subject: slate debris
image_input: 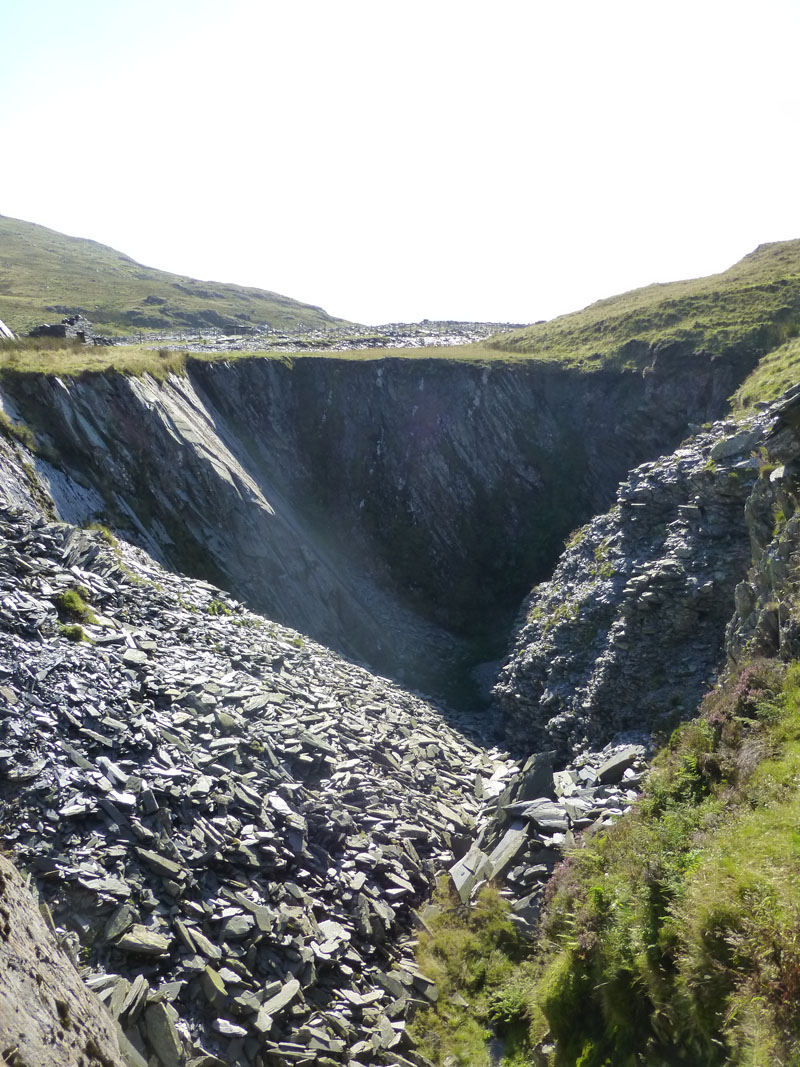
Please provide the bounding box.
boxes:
[448,738,649,917]
[0,499,517,1066]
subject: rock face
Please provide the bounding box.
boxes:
[449,392,800,923]
[494,414,772,758]
[1,345,758,701]
[0,443,519,1066]
[726,385,800,664]
[0,852,129,1067]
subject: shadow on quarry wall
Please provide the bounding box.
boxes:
[1,341,761,711]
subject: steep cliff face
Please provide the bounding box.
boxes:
[0,343,757,702]
[725,385,800,663]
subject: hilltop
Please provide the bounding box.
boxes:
[0,214,349,335]
[485,238,800,371]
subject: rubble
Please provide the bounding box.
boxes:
[0,495,516,1065]
[28,313,114,345]
[447,737,650,919]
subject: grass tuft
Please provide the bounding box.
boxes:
[53,587,97,625]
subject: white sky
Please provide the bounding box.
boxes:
[2,0,800,325]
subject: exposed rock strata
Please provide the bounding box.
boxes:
[494,414,773,758]
[726,385,800,663]
[0,852,130,1067]
[456,394,800,919]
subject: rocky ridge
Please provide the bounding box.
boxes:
[0,464,521,1066]
[442,394,800,930]
[493,410,775,759]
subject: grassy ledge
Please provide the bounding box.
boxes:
[0,338,539,380]
[731,334,800,413]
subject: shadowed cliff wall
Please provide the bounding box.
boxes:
[0,343,758,702]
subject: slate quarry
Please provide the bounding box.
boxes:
[2,356,798,1064]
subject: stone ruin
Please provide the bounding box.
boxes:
[28,313,114,346]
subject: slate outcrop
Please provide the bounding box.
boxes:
[0,344,754,705]
[0,852,130,1067]
[494,412,774,758]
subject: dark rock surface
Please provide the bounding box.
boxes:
[726,385,800,664]
[0,852,130,1067]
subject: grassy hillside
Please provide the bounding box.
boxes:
[411,655,800,1066]
[0,214,348,335]
[486,240,800,370]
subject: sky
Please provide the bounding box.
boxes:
[3,0,800,326]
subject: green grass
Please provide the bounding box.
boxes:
[0,337,189,378]
[53,587,97,625]
[0,213,349,336]
[486,239,800,371]
[731,334,800,412]
[0,407,35,450]
[0,337,531,380]
[409,881,531,1066]
[58,623,86,642]
[411,658,800,1066]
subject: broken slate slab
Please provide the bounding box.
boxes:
[596,746,643,784]
[449,845,490,903]
[486,822,528,880]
